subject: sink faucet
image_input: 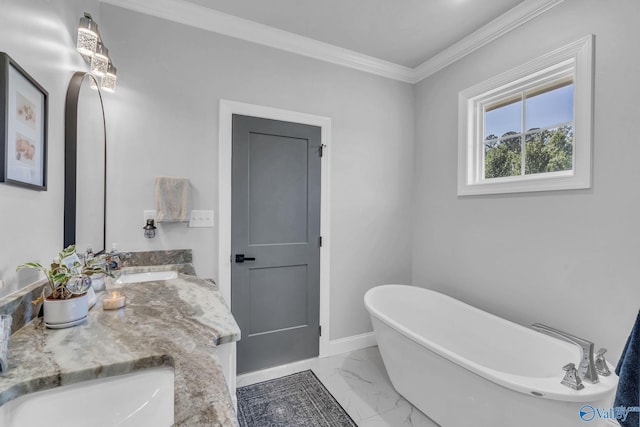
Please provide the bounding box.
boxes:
[531,323,599,384]
[106,251,131,274]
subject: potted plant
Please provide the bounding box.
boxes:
[17,245,108,328]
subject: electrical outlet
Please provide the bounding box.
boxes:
[144,210,157,222]
[189,210,214,228]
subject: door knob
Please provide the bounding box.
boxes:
[235,254,256,263]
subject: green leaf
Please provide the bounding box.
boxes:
[58,245,76,260]
[83,267,105,275]
[16,262,45,271]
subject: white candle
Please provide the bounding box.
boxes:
[103,291,126,310]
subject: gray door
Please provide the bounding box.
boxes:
[231,114,321,374]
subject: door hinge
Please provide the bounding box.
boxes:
[319,144,326,157]
[319,236,323,247]
[319,325,322,336]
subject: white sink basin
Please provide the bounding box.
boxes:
[114,270,178,284]
[0,367,174,427]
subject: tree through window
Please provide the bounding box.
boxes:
[483,80,574,179]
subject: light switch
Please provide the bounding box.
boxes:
[189,210,214,228]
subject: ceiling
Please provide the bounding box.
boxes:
[183,0,526,68]
[101,0,565,82]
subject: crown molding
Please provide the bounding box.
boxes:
[412,0,567,83]
[99,0,415,82]
[100,0,565,84]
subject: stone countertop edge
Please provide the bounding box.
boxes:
[0,273,240,427]
[117,263,197,277]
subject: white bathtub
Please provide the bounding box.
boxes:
[364,285,618,427]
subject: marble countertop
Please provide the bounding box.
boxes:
[0,272,241,426]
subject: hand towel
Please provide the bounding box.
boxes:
[614,310,640,427]
[155,176,191,222]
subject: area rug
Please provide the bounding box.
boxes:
[236,370,357,426]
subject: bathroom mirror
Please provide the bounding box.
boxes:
[64,72,106,254]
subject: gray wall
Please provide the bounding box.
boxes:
[412,0,640,362]
[3,0,636,354]
[0,0,99,298]
[99,5,415,340]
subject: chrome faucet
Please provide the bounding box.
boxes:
[561,363,584,390]
[106,251,132,273]
[594,348,611,376]
[531,323,599,384]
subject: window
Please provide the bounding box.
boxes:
[458,36,594,196]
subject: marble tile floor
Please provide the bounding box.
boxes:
[236,346,440,427]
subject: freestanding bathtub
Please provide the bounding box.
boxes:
[364,285,618,427]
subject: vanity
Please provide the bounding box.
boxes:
[0,251,241,426]
[0,24,246,424]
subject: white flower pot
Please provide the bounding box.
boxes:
[43,293,89,328]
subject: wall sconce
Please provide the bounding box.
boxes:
[76,13,98,56]
[101,62,117,93]
[76,12,117,93]
[143,219,157,239]
[90,42,109,76]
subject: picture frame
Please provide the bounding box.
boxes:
[0,52,48,190]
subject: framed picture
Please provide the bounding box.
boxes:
[0,52,48,190]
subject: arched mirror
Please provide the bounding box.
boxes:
[64,72,106,254]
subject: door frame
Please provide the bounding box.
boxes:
[218,99,332,358]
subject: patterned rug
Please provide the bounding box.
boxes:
[236,370,357,426]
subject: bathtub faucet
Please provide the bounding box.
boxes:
[530,323,599,384]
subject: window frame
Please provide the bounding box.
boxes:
[458,35,594,196]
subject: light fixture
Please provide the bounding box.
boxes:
[76,12,117,93]
[101,62,117,93]
[143,219,157,239]
[90,41,109,77]
[76,13,98,56]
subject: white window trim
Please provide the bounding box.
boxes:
[458,35,594,196]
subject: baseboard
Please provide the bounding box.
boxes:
[324,332,377,357]
[236,332,378,387]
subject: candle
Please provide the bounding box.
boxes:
[103,291,126,310]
